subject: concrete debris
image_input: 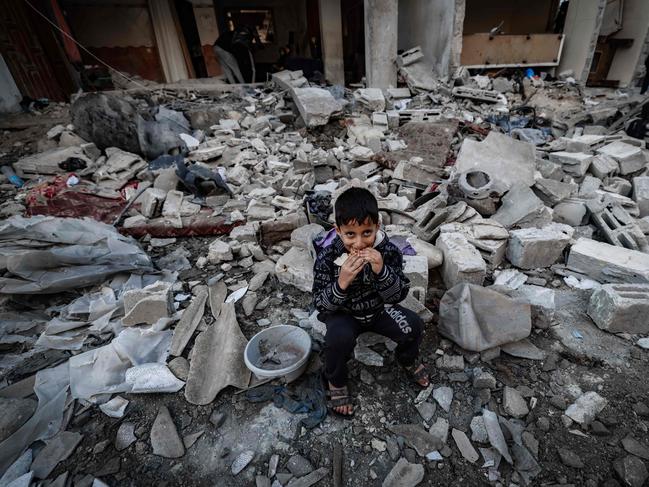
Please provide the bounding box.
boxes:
[506,223,574,269]
[382,458,424,487]
[455,132,536,194]
[150,406,185,458]
[587,284,649,333]
[567,238,649,283]
[3,40,649,487]
[565,392,608,425]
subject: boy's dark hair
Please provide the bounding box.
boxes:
[334,187,379,226]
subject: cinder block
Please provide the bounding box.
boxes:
[587,284,649,333]
[548,151,593,177]
[436,232,486,288]
[506,223,573,269]
[139,188,167,218]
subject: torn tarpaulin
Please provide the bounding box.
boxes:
[0,216,153,294]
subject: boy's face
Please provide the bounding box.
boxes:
[335,218,379,253]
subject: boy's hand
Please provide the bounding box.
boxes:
[338,254,366,290]
[358,248,383,275]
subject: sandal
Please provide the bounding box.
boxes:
[404,363,430,388]
[322,375,354,418]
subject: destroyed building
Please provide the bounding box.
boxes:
[0,1,649,486]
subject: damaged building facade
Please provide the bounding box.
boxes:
[1,0,649,487]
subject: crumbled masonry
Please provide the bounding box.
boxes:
[0,59,648,487]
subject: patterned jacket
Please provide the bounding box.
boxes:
[312,232,410,324]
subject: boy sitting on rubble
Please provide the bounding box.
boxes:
[313,187,429,417]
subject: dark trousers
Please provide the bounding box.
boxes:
[322,305,424,387]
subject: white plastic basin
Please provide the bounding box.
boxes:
[244,325,312,383]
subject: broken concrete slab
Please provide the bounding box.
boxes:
[354,88,385,112]
[455,132,536,194]
[587,200,648,252]
[567,238,649,284]
[286,467,328,487]
[589,154,619,179]
[587,284,649,334]
[275,247,314,293]
[502,386,529,418]
[185,299,250,405]
[440,219,509,267]
[31,431,83,479]
[493,185,553,230]
[451,429,479,463]
[13,146,92,177]
[115,422,137,451]
[565,391,607,425]
[436,232,486,288]
[381,458,424,487]
[548,151,593,177]
[433,386,453,413]
[150,406,185,458]
[482,409,512,464]
[613,455,648,487]
[501,339,546,360]
[597,141,647,175]
[506,223,573,269]
[291,88,342,127]
[632,177,649,217]
[0,398,37,443]
[170,286,208,356]
[387,424,444,456]
[122,281,173,326]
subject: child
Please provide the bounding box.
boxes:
[313,187,428,416]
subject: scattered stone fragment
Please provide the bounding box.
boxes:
[502,386,529,418]
[613,455,648,487]
[565,391,608,425]
[231,450,254,475]
[558,448,584,468]
[168,357,190,381]
[433,387,453,413]
[286,467,328,487]
[470,416,488,443]
[31,431,83,479]
[473,369,496,389]
[428,418,449,446]
[268,454,280,478]
[209,411,227,428]
[415,402,436,422]
[256,476,271,487]
[388,424,444,456]
[587,284,649,334]
[436,354,464,371]
[381,458,424,487]
[150,406,185,458]
[354,345,384,367]
[182,430,204,449]
[287,455,314,477]
[115,422,137,451]
[621,436,649,460]
[451,429,479,463]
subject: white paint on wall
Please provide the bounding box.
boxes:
[0,54,21,113]
[607,0,649,86]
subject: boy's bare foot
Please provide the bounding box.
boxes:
[408,364,430,388]
[326,382,354,416]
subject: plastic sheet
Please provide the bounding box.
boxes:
[0,216,153,294]
[69,328,172,400]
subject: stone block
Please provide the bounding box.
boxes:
[161,190,184,218]
[507,285,556,328]
[207,240,233,264]
[587,284,649,334]
[493,184,553,230]
[436,232,486,288]
[275,247,314,292]
[597,141,647,175]
[349,161,380,180]
[589,154,619,179]
[290,223,324,258]
[291,87,342,127]
[632,177,649,217]
[407,237,443,268]
[139,188,167,218]
[503,386,529,418]
[506,223,573,269]
[403,255,429,292]
[354,88,385,112]
[440,219,508,268]
[566,134,606,152]
[122,281,173,326]
[548,151,593,177]
[231,224,257,242]
[533,178,575,206]
[567,238,649,284]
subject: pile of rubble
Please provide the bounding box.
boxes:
[0,48,648,487]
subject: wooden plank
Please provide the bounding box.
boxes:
[461,33,564,68]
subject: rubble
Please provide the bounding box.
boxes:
[1,43,648,487]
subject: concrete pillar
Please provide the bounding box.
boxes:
[319,0,345,85]
[557,0,606,84]
[364,0,398,87]
[606,0,649,87]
